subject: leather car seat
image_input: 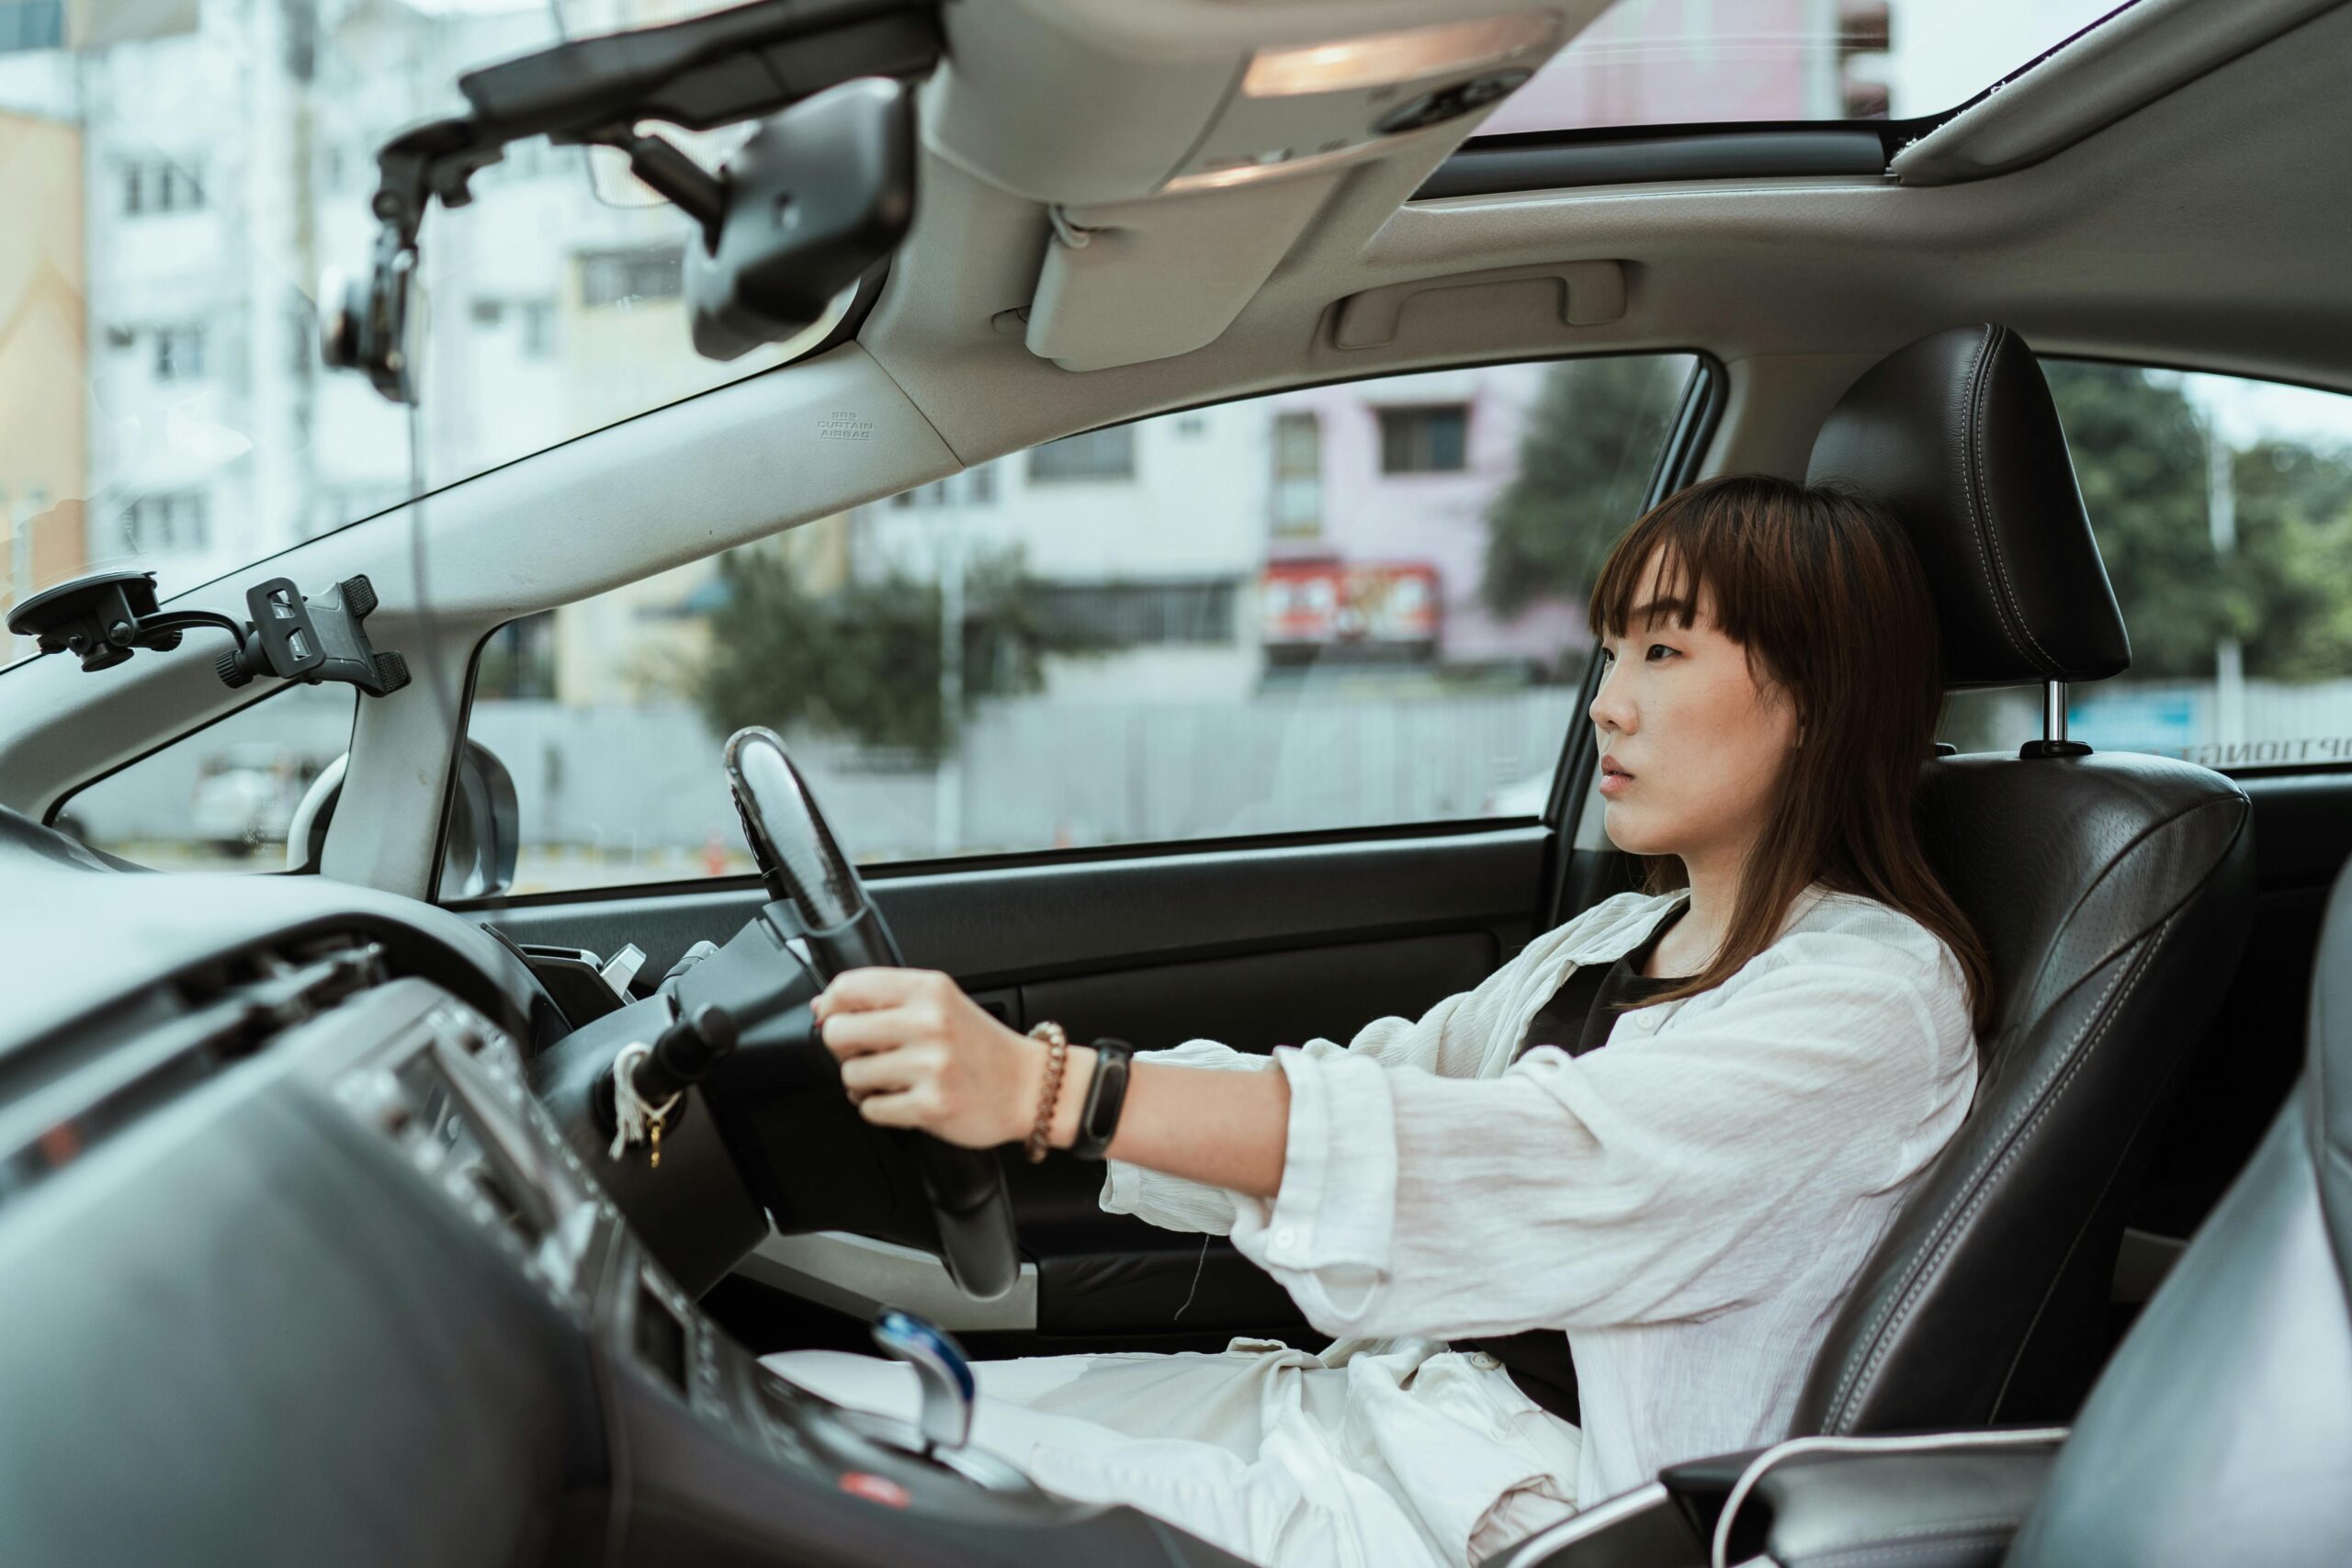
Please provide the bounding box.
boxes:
[2001,852,2352,1568]
[1794,323,2256,1433]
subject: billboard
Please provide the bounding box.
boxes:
[1261,561,1439,655]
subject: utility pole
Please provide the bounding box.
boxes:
[2207,414,2244,747]
[934,513,964,855]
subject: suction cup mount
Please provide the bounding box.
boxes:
[6,570,411,698]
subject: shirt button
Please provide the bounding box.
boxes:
[1273,1226,1297,1249]
[1470,1351,1501,1371]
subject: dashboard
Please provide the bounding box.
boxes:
[0,807,1248,1567]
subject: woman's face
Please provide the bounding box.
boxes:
[1589,550,1801,867]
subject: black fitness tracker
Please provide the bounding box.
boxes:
[1070,1038,1136,1161]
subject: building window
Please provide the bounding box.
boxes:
[123,159,204,216]
[1271,411,1322,539]
[469,298,505,327]
[1029,581,1236,647]
[1176,415,1207,437]
[891,480,951,509]
[580,246,684,308]
[890,467,997,509]
[123,491,211,554]
[519,299,558,358]
[1378,404,1469,474]
[153,324,207,381]
[1028,426,1136,483]
[0,0,63,52]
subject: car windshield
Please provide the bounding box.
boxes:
[0,0,838,668]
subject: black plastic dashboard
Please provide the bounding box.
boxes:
[0,807,1250,1568]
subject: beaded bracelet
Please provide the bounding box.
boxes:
[1024,1021,1069,1163]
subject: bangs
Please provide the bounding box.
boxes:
[1587,482,1758,646]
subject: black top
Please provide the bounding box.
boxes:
[1456,896,1691,1425]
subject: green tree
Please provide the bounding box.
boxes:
[1479,355,1695,626]
[2045,362,2352,682]
[692,543,1102,761]
[2043,363,2233,680]
[2230,437,2352,680]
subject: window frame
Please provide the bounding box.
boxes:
[435,348,1725,909]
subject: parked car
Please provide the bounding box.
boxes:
[188,742,320,856]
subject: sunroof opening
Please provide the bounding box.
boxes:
[1480,0,2135,139]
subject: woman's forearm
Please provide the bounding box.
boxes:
[1044,1046,1291,1198]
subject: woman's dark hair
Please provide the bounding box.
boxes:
[1587,473,1996,1034]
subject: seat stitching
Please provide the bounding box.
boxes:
[1951,324,2039,675]
[1969,323,2064,674]
[2007,788,2240,1026]
[1832,931,2166,1427]
[1966,324,2060,677]
[1822,919,2161,1426]
[1814,824,2206,1424]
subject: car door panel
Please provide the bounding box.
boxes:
[2133,772,2352,1242]
[475,826,1542,994]
[464,825,1554,1344]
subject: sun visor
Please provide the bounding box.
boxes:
[924,0,1603,370]
[1022,174,1344,372]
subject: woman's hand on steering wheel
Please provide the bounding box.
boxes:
[812,968,1066,1151]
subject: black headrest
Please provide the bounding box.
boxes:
[1806,323,2131,690]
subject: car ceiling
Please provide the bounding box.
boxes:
[862,0,2352,476]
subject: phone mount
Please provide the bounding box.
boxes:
[6,570,411,698]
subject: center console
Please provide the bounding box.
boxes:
[321,978,1253,1567]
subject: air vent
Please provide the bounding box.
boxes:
[0,936,388,1208]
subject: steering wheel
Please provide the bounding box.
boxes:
[720,727,1021,1302]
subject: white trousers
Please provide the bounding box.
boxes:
[763,1336,1585,1568]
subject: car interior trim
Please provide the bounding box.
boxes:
[1892,0,2350,186]
[739,1228,1042,1334]
[1416,127,1892,201]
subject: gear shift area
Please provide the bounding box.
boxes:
[872,1307,977,1455]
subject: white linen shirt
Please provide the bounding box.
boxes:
[1102,883,1979,1507]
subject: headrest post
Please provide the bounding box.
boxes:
[2021,678,2093,761]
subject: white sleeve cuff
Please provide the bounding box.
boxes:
[1228,1045,1397,1327]
[1100,1156,1141,1214]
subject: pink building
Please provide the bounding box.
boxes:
[1487,0,1891,135]
[1259,367,1588,678]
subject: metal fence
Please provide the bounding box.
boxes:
[64,677,2352,887]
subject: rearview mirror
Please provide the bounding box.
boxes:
[685,76,914,362]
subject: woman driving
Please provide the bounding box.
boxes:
[764,474,1993,1568]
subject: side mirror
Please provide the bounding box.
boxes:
[685,76,914,362]
[285,752,349,872]
[282,740,517,898]
[441,739,520,900]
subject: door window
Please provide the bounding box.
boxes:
[457,355,1704,896]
